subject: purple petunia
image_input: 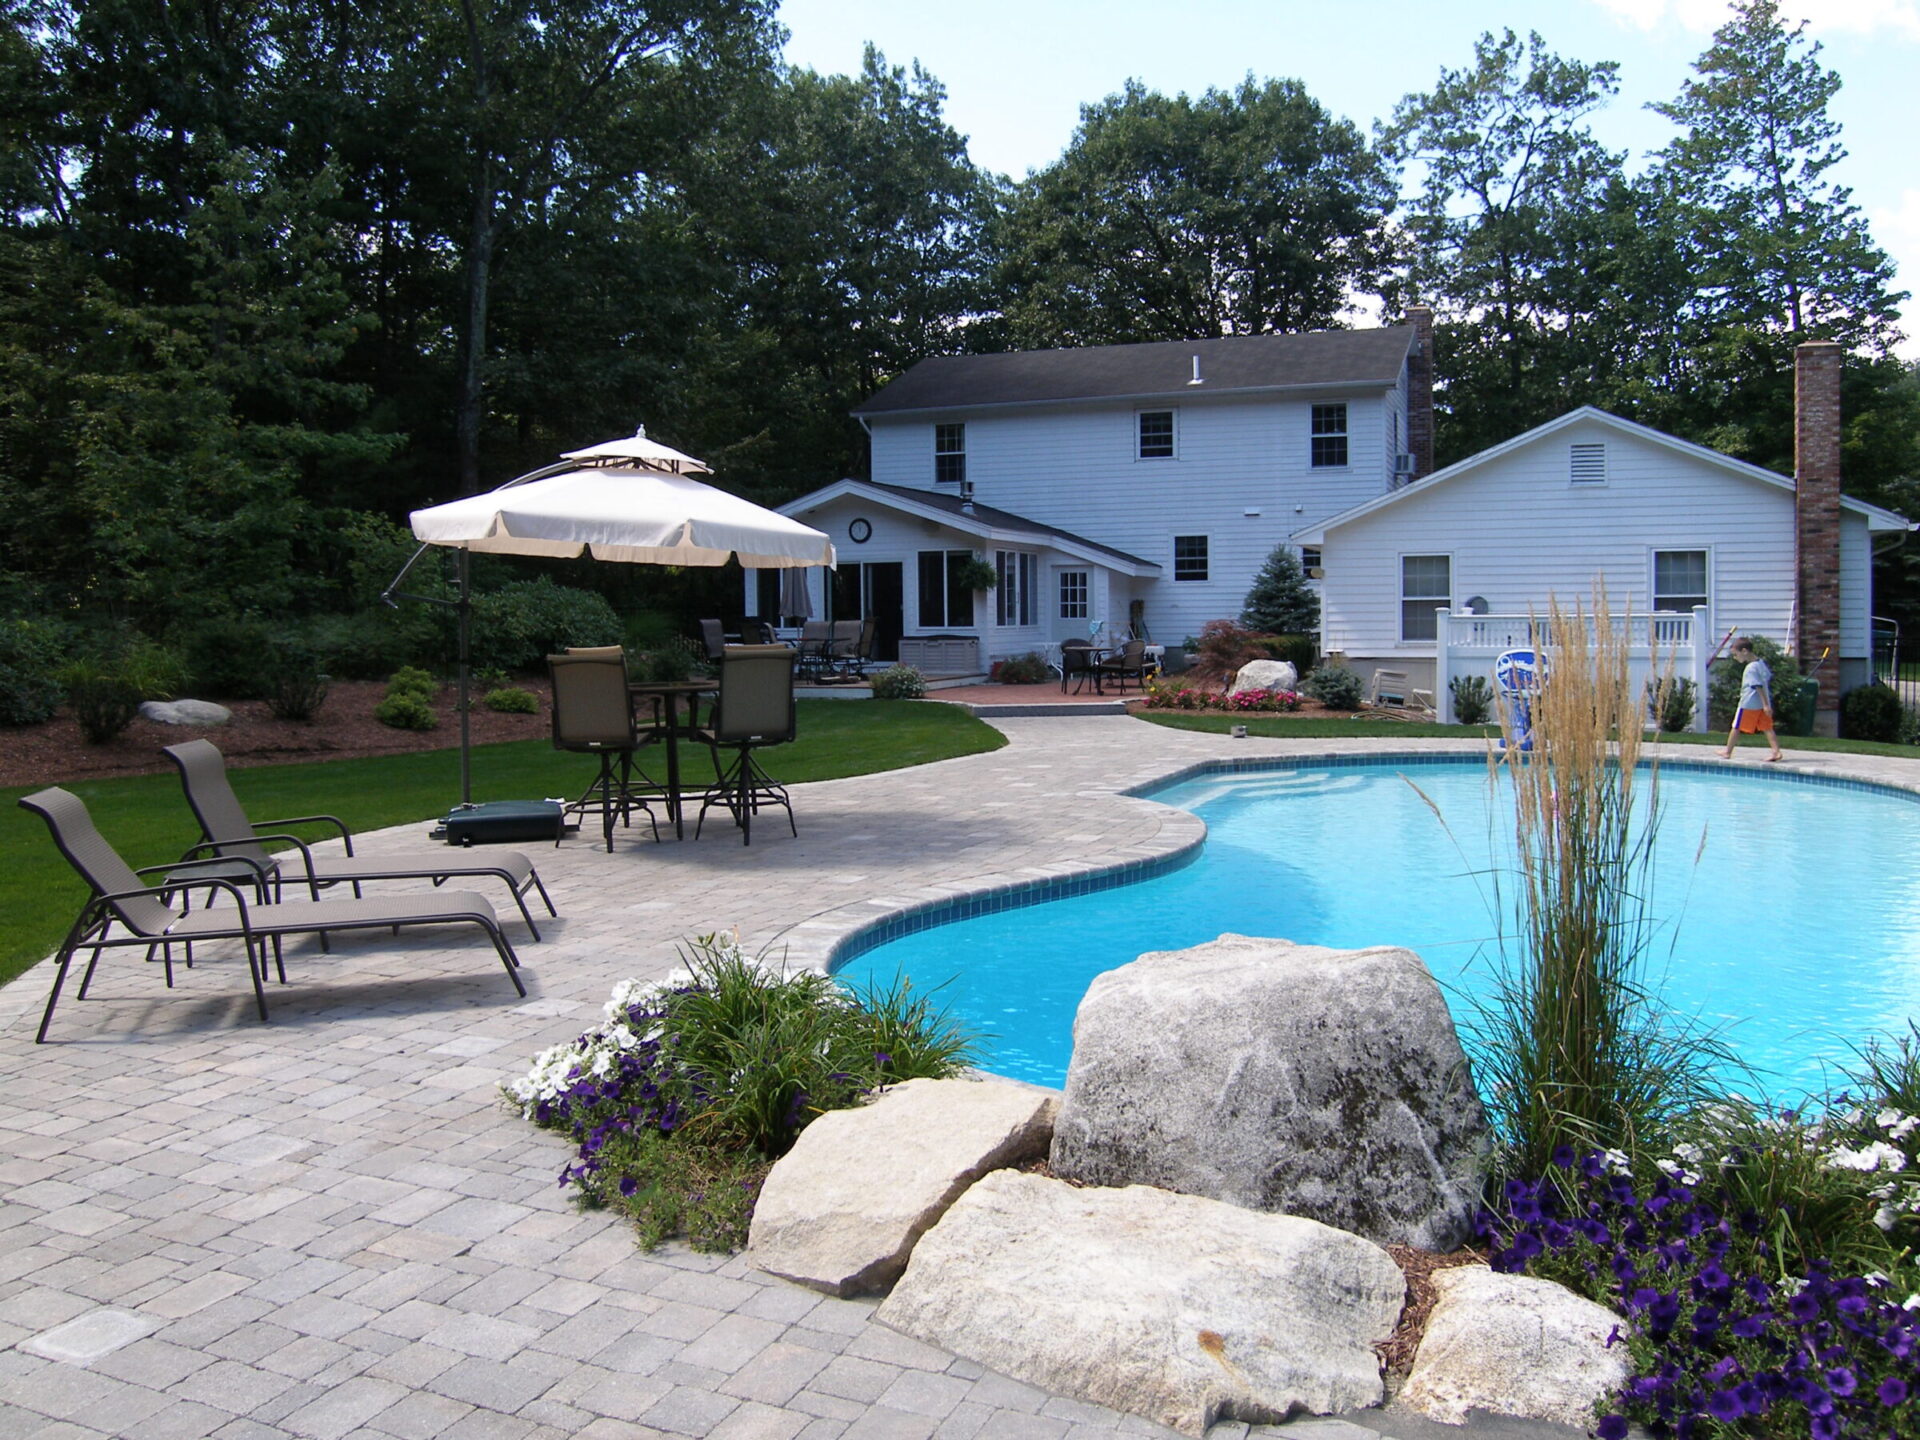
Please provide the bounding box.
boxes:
[1879,1376,1909,1407]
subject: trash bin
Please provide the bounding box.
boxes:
[1777,677,1820,737]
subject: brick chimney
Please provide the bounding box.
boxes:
[1404,306,1435,480]
[1795,340,1843,732]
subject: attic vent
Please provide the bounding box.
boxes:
[1570,442,1608,485]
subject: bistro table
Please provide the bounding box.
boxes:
[629,678,718,840]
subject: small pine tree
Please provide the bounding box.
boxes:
[1240,545,1320,635]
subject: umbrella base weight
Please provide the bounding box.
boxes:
[431,801,570,846]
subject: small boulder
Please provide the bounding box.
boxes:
[877,1169,1405,1438]
[1230,660,1298,696]
[1399,1266,1629,1428]
[1049,935,1489,1250]
[747,1076,1056,1296]
[138,699,233,727]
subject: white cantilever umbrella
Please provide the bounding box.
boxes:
[388,429,834,803]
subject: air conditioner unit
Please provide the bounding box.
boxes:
[1392,453,1417,477]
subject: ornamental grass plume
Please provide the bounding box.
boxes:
[1471,588,1728,1184]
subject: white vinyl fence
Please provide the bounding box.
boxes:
[1434,605,1711,731]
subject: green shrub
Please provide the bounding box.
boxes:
[622,611,679,652]
[633,636,700,683]
[1257,632,1318,675]
[989,651,1050,685]
[1707,634,1801,730]
[0,618,70,726]
[1184,619,1266,690]
[1652,675,1698,733]
[373,691,437,730]
[1449,673,1493,725]
[470,576,621,671]
[483,686,539,714]
[60,637,189,744]
[1302,663,1365,710]
[176,615,277,699]
[870,663,925,700]
[263,639,330,722]
[308,608,443,680]
[506,937,977,1249]
[387,665,439,698]
[1840,682,1904,742]
[1239,544,1319,635]
[1902,704,1920,747]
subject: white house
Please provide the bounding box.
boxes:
[1292,397,1909,724]
[765,320,1435,670]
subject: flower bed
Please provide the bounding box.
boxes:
[1142,681,1303,712]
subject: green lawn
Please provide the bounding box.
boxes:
[0,700,1003,990]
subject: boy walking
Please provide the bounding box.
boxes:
[1720,638,1784,761]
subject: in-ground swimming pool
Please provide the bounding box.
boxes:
[833,759,1920,1098]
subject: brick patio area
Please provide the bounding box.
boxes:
[4,715,1915,1440]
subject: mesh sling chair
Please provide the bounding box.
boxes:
[18,787,525,1042]
[1094,638,1151,693]
[694,645,798,846]
[548,650,661,851]
[162,739,557,940]
[1060,639,1100,694]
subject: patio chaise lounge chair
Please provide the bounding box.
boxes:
[18,786,526,1042]
[163,739,558,938]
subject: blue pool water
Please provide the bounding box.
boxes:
[834,761,1920,1098]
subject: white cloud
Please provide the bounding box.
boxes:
[1589,0,1920,37]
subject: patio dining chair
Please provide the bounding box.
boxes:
[162,739,558,940]
[693,645,798,846]
[794,620,832,682]
[18,787,525,1043]
[549,650,663,851]
[1060,639,1100,694]
[1094,638,1150,693]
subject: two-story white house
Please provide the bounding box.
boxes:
[765,321,1432,669]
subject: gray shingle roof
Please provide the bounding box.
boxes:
[852,327,1414,416]
[860,482,1159,570]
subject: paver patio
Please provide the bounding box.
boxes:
[5,714,1917,1440]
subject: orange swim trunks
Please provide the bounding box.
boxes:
[1736,708,1775,733]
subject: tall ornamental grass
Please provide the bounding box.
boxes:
[1471,590,1727,1182]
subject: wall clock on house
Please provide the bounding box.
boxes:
[848,518,872,543]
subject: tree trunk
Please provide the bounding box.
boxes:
[456,176,495,495]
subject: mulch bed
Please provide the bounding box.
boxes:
[0,679,556,790]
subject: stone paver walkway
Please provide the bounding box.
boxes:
[5,716,1917,1440]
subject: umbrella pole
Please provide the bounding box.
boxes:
[458,549,472,806]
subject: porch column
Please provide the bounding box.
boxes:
[1435,607,1453,725]
[1691,605,1711,733]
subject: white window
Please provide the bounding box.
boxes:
[1311,404,1348,468]
[1137,409,1175,460]
[1300,546,1322,574]
[1652,550,1709,613]
[1570,443,1607,485]
[1059,570,1088,619]
[995,551,1036,626]
[934,423,965,485]
[1401,554,1450,641]
[1173,535,1208,582]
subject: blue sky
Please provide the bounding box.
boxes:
[778,0,1920,358]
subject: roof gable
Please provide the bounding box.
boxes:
[853,327,1414,417]
[1293,406,1911,541]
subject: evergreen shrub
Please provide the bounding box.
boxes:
[470,577,621,671]
[1839,682,1904,742]
[0,618,70,726]
[483,686,539,714]
[1302,663,1365,710]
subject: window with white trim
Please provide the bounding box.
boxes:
[934,423,965,485]
[995,551,1036,626]
[1300,546,1322,574]
[1311,403,1348,468]
[1570,443,1608,485]
[1059,570,1088,619]
[1173,535,1209,582]
[918,550,975,627]
[1652,550,1708,613]
[1137,409,1175,459]
[1401,554,1450,641]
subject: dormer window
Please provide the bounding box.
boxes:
[1570,442,1607,485]
[935,423,965,485]
[1137,410,1175,459]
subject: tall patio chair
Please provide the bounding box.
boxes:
[698,619,728,664]
[18,787,525,1042]
[162,739,558,940]
[548,650,661,851]
[693,645,798,846]
[794,620,832,682]
[825,619,863,681]
[1060,639,1100,694]
[1094,638,1150,693]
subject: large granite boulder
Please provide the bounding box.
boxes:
[139,699,232,727]
[878,1170,1403,1437]
[747,1077,1056,1296]
[1400,1266,1629,1428]
[1230,660,1299,696]
[1049,935,1489,1249]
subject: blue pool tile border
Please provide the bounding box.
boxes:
[825,748,1920,976]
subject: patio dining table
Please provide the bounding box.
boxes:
[629,678,718,840]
